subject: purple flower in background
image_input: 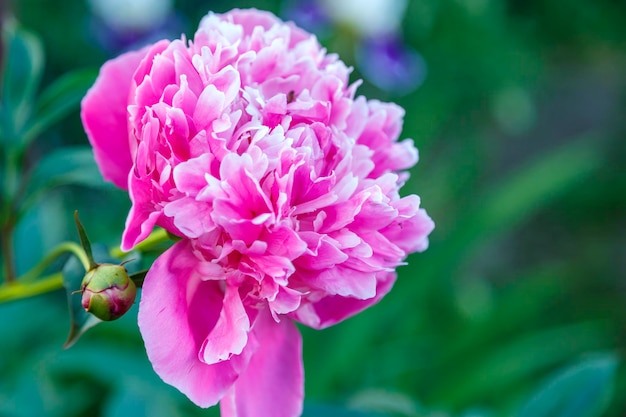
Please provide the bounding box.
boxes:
[282,0,331,36]
[356,35,427,95]
[87,0,184,53]
[302,0,426,94]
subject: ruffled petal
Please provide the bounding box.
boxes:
[292,271,396,329]
[83,10,435,415]
[121,173,161,251]
[220,311,304,417]
[138,241,238,407]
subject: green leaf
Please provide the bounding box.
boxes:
[12,190,68,276]
[347,389,421,416]
[73,210,97,270]
[20,146,112,212]
[0,362,94,417]
[478,138,602,233]
[104,383,180,417]
[516,354,618,417]
[62,252,100,349]
[445,136,604,264]
[1,20,44,144]
[22,68,97,144]
[431,322,613,407]
[128,270,148,288]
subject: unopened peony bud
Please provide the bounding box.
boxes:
[80,264,136,321]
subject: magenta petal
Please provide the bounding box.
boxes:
[299,266,377,299]
[293,271,397,329]
[221,8,281,36]
[138,241,238,407]
[200,284,250,365]
[220,311,304,417]
[121,173,161,250]
[81,47,149,189]
[386,207,435,253]
[81,11,436,413]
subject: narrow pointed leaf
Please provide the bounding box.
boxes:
[1,20,44,144]
[22,68,98,144]
[62,253,100,349]
[73,211,97,271]
[21,147,112,212]
[128,270,148,288]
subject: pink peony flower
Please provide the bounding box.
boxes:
[81,8,433,417]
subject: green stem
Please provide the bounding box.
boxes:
[0,272,64,303]
[19,241,90,283]
[1,222,17,282]
[0,228,172,304]
[0,241,89,304]
[109,227,170,259]
[1,148,24,283]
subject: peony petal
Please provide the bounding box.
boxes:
[261,226,308,259]
[269,286,302,316]
[172,154,214,195]
[293,270,396,329]
[382,203,435,254]
[200,284,251,365]
[121,174,161,251]
[82,11,436,415]
[297,265,377,299]
[138,241,239,407]
[194,84,226,129]
[81,47,149,189]
[164,197,216,238]
[295,233,349,270]
[220,311,304,417]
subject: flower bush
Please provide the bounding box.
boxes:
[81,8,433,417]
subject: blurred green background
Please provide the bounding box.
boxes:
[1,0,625,416]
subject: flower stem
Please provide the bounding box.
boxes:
[1,148,21,283]
[109,227,170,259]
[0,272,64,303]
[1,222,17,283]
[19,242,90,283]
[0,228,171,304]
[0,242,88,304]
